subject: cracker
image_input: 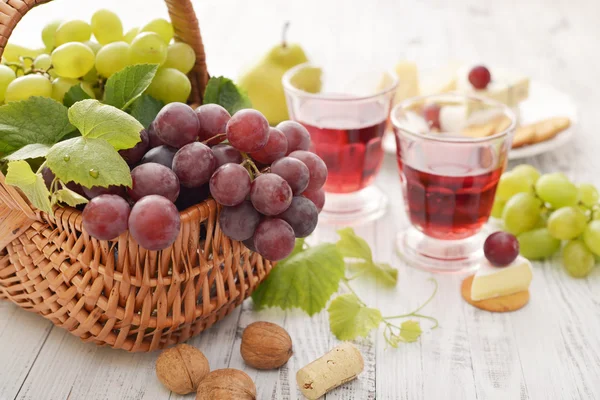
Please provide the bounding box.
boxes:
[532,117,571,143]
[461,275,530,312]
[494,116,513,134]
[462,120,497,138]
[512,125,536,148]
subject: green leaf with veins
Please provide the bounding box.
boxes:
[46,137,132,188]
[0,97,75,155]
[203,76,252,114]
[128,94,164,129]
[53,187,88,207]
[5,160,53,215]
[68,99,143,150]
[63,84,92,107]
[385,320,422,347]
[328,293,382,340]
[3,144,51,161]
[251,242,345,315]
[337,227,398,285]
[104,64,159,110]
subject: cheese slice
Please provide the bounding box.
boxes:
[471,256,533,301]
[393,61,420,104]
[457,65,530,107]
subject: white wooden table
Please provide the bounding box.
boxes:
[2,0,600,399]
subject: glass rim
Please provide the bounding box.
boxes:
[281,61,399,102]
[391,93,517,143]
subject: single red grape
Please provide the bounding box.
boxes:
[119,129,150,166]
[154,102,199,148]
[226,109,270,153]
[147,121,165,149]
[219,200,261,241]
[302,188,325,212]
[468,65,492,89]
[484,231,519,267]
[289,150,327,191]
[277,121,311,155]
[254,218,296,261]
[172,142,217,188]
[82,194,130,240]
[209,163,251,206]
[128,195,181,251]
[250,173,293,216]
[423,104,441,130]
[140,145,177,169]
[212,144,243,167]
[175,185,210,211]
[195,103,230,145]
[249,127,288,164]
[129,162,180,203]
[278,196,318,238]
[271,157,310,195]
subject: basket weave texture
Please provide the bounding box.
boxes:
[0,0,273,352]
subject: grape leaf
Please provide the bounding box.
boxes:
[104,64,159,110]
[46,137,132,189]
[3,144,51,161]
[328,293,382,340]
[203,76,252,114]
[63,84,92,107]
[251,243,345,315]
[129,94,164,128]
[4,160,53,215]
[0,97,75,155]
[386,320,422,347]
[53,187,88,207]
[337,227,398,285]
[68,100,143,151]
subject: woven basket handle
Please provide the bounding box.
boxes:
[0,0,209,219]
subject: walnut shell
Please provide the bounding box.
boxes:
[196,368,256,400]
[240,321,293,370]
[156,343,210,394]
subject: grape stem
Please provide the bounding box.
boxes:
[202,133,226,145]
[241,155,262,177]
[281,21,290,48]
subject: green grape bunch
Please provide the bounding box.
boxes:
[0,9,197,106]
[493,164,599,278]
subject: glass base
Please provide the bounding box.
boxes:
[396,226,486,274]
[319,186,388,226]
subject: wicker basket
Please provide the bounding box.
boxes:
[0,0,273,352]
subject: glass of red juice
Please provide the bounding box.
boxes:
[391,94,516,273]
[282,62,398,225]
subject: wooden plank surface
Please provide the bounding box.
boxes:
[1,0,600,399]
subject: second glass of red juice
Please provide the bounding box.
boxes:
[282,62,398,225]
[392,94,516,273]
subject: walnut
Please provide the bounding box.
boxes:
[196,368,256,400]
[240,321,293,369]
[156,343,210,394]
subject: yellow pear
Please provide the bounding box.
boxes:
[238,24,312,125]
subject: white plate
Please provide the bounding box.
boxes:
[383,80,579,160]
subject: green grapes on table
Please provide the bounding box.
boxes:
[494,163,599,278]
[129,32,168,65]
[33,54,52,71]
[51,42,95,78]
[164,42,196,74]
[140,18,174,44]
[0,65,16,103]
[54,20,92,47]
[95,41,130,78]
[5,74,52,102]
[146,67,192,104]
[91,9,124,45]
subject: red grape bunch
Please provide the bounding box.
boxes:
[70,102,326,260]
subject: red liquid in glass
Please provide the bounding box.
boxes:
[399,162,502,240]
[303,119,386,193]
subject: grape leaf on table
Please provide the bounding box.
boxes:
[204,76,252,114]
[103,64,159,110]
[63,84,92,107]
[328,293,382,340]
[337,227,398,285]
[3,144,51,161]
[68,100,143,151]
[385,320,422,347]
[0,97,75,156]
[251,241,345,315]
[46,137,132,189]
[4,160,53,215]
[129,94,164,128]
